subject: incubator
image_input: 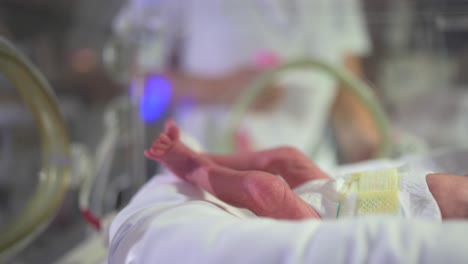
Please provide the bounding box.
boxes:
[1,34,466,262]
[0,1,468,262]
[0,34,396,262]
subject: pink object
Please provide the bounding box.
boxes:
[234,129,253,152]
[254,51,282,69]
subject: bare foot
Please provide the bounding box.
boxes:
[145,120,180,159]
[145,120,213,180]
[145,121,320,220]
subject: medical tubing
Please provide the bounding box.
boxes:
[225,59,392,158]
[78,102,123,231]
[0,37,71,259]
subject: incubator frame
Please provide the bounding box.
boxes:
[0,38,71,260]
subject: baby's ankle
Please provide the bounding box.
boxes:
[185,165,208,181]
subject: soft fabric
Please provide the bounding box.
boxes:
[108,172,468,264]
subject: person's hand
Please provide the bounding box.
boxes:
[250,84,285,112]
[335,122,380,163]
[222,66,261,99]
[332,86,380,162]
[249,51,285,112]
[223,67,285,112]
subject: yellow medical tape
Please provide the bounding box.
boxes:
[336,169,401,218]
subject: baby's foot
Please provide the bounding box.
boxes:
[145,120,180,160]
[145,120,213,180]
[163,119,179,142]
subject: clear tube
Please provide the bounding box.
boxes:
[0,37,71,260]
[224,59,393,158]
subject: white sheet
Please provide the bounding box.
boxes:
[109,172,468,264]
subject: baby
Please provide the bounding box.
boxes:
[145,120,468,220]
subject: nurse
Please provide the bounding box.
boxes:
[113,0,378,169]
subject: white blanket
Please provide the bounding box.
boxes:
[109,172,468,264]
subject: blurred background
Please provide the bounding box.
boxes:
[1,0,468,263]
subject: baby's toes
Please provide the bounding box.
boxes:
[150,148,165,157]
[144,150,158,160]
[148,145,166,157]
[164,119,176,133]
[167,125,180,141]
[158,134,172,145]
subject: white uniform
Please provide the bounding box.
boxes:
[113,0,371,170]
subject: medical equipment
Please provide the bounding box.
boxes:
[338,168,401,217]
[0,38,71,261]
[0,37,151,261]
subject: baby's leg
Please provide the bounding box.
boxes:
[426,173,468,219]
[194,167,320,220]
[146,123,319,220]
[207,146,330,189]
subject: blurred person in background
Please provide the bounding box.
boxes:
[113,0,380,170]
